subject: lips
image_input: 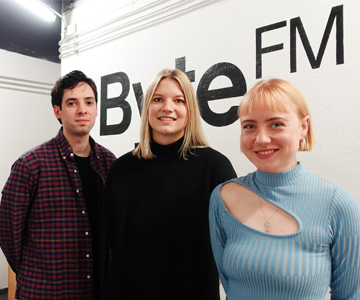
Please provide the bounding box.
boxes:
[256,149,275,155]
[158,117,176,121]
[255,149,279,158]
[75,118,90,123]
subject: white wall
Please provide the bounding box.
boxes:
[58,1,359,298]
[60,0,360,200]
[0,49,60,288]
[2,0,358,296]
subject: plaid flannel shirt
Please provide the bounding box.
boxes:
[0,128,116,299]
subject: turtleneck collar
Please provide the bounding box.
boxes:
[254,162,307,187]
[150,136,185,160]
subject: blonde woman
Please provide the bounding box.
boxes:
[102,69,236,300]
[209,78,360,299]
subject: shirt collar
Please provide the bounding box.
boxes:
[254,162,307,187]
[150,136,184,159]
[55,127,97,161]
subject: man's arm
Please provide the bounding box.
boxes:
[0,158,35,274]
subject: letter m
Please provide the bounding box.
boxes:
[290,5,344,72]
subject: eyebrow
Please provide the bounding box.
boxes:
[65,96,95,102]
[152,93,185,98]
[241,116,288,125]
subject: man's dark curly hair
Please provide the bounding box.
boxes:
[51,70,98,109]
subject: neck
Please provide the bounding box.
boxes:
[63,130,91,157]
[152,132,185,146]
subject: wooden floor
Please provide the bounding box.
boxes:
[7,266,15,300]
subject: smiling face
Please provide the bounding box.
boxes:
[148,77,188,145]
[240,105,309,173]
[54,82,98,139]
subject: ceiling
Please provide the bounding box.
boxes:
[0,0,76,63]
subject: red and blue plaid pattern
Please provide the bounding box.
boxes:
[0,128,115,299]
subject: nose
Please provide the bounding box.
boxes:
[255,129,271,145]
[77,102,87,115]
[161,99,174,112]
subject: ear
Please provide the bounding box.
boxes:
[300,115,310,137]
[54,105,61,120]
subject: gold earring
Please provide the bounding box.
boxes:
[302,137,307,150]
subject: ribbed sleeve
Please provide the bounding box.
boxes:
[329,187,360,299]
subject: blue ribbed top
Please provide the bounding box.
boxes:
[209,163,360,299]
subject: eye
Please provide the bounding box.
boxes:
[87,100,95,105]
[174,98,185,104]
[67,101,75,106]
[152,97,162,102]
[271,122,284,128]
[242,124,255,130]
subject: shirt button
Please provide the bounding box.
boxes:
[70,153,74,157]
[85,232,89,235]
[86,254,90,258]
[74,169,77,173]
[76,189,80,193]
[87,275,91,279]
[82,211,86,214]
[62,156,66,160]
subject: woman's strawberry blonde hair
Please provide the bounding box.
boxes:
[238,78,315,151]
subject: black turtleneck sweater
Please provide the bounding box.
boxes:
[102,138,236,300]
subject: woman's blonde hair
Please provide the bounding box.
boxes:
[238,78,315,151]
[133,69,209,159]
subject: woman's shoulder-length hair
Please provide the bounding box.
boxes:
[133,69,209,159]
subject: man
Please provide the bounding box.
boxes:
[0,70,116,300]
